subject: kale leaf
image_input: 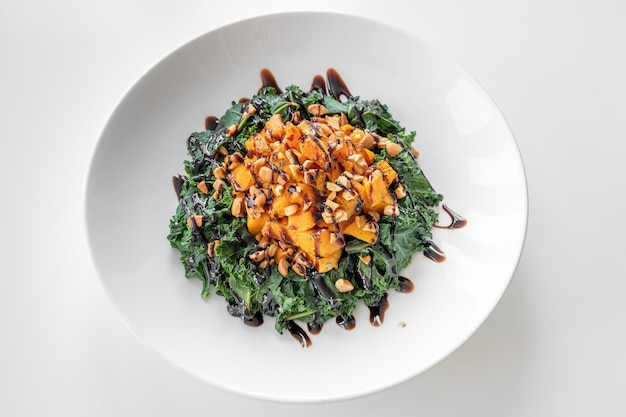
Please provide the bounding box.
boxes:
[167,81,444,341]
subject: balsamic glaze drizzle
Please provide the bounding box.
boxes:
[286,320,312,348]
[435,204,468,229]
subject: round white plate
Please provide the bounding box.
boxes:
[86,11,527,403]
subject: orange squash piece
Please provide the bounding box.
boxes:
[229,165,254,192]
[247,212,269,235]
[300,138,330,168]
[264,114,285,141]
[315,249,342,273]
[341,216,378,244]
[362,170,395,212]
[375,160,398,186]
[287,208,320,231]
[284,123,301,149]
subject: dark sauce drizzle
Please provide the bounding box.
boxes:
[205,116,219,131]
[336,315,356,330]
[310,75,327,94]
[259,68,282,94]
[435,204,468,229]
[286,320,312,348]
[326,68,352,101]
[424,240,446,263]
[177,68,468,347]
[368,293,389,326]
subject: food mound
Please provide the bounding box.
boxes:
[168,69,443,347]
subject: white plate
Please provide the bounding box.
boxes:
[86,12,527,403]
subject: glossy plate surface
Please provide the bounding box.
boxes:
[86,12,527,403]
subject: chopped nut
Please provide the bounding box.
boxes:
[294,251,309,266]
[284,204,299,216]
[355,215,366,229]
[212,179,225,191]
[339,113,349,126]
[325,200,340,212]
[334,209,348,223]
[267,243,278,257]
[258,166,273,183]
[254,191,267,208]
[258,235,270,248]
[307,103,329,116]
[334,278,354,293]
[326,115,340,130]
[383,205,396,216]
[357,133,375,149]
[245,103,256,116]
[326,191,337,201]
[292,111,301,124]
[197,181,209,194]
[329,232,338,244]
[395,183,406,199]
[187,215,204,228]
[367,210,381,222]
[410,146,420,159]
[337,175,350,188]
[278,258,290,277]
[213,166,227,180]
[362,221,378,233]
[207,240,220,257]
[342,190,355,201]
[385,142,403,157]
[326,181,343,192]
[274,183,284,196]
[318,124,333,137]
[225,124,238,137]
[231,197,244,217]
[292,263,306,276]
[348,153,368,174]
[252,157,267,173]
[249,250,266,263]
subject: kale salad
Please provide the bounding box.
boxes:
[167,69,445,347]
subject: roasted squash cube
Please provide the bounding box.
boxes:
[375,160,398,186]
[362,170,395,212]
[300,138,329,168]
[287,207,320,231]
[315,249,342,273]
[229,165,255,192]
[247,212,269,235]
[284,123,301,149]
[264,113,285,141]
[341,216,378,244]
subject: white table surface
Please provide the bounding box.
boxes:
[2,1,625,415]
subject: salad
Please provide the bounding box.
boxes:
[167,69,444,347]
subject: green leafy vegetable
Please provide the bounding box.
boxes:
[167,79,443,344]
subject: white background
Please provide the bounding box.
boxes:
[1,1,625,416]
